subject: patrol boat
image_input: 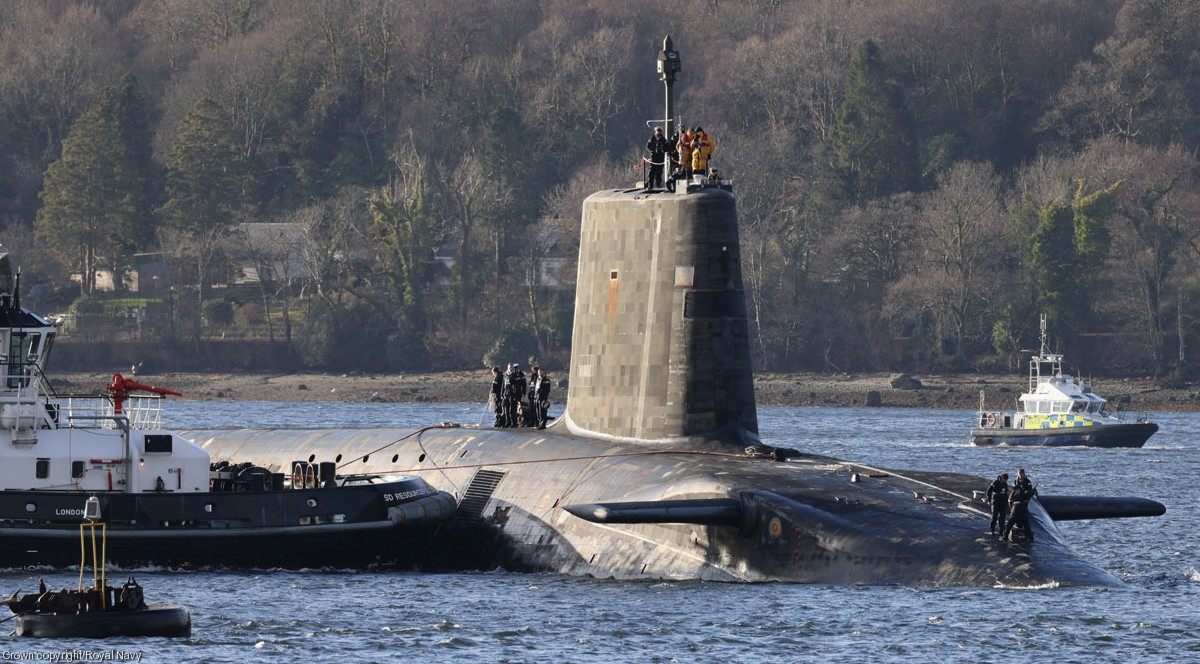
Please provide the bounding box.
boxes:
[972,315,1158,447]
[0,249,456,568]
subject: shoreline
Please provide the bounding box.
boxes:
[47,370,1200,413]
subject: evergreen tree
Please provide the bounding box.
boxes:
[158,98,253,337]
[100,73,159,284]
[36,73,155,294]
[1072,179,1120,274]
[1028,182,1120,336]
[828,40,919,204]
[1029,201,1083,330]
[159,98,252,237]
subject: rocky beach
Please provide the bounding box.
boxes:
[48,369,1200,413]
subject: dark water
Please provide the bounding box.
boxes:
[2,403,1196,663]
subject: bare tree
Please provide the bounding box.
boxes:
[1077,138,1200,374]
[1045,0,1199,149]
[0,2,121,205]
[437,150,513,326]
[523,21,635,147]
[714,3,855,142]
[297,186,372,304]
[887,161,1005,364]
[231,220,311,343]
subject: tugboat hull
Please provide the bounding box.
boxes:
[971,421,1159,448]
[0,479,457,568]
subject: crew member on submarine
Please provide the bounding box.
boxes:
[1005,468,1038,542]
[489,366,504,427]
[646,126,670,189]
[987,472,1009,536]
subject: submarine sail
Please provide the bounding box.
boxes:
[565,187,756,443]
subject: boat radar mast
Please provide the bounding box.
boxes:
[1031,313,1063,392]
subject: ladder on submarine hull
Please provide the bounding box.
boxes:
[453,469,506,524]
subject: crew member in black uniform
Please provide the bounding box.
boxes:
[986,473,1009,535]
[490,366,504,427]
[534,367,552,429]
[646,127,670,189]
[503,363,527,428]
[524,365,542,428]
[1004,468,1037,542]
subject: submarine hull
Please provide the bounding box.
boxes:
[190,425,1125,587]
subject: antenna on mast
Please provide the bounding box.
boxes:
[1039,313,1048,357]
[657,35,681,139]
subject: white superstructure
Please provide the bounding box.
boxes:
[0,249,208,495]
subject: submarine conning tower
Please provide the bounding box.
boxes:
[563,36,756,446]
[562,185,758,445]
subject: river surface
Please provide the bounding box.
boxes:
[1,402,1196,663]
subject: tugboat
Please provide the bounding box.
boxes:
[972,315,1158,447]
[5,496,191,637]
[0,248,457,568]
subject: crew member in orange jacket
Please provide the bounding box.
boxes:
[676,127,695,180]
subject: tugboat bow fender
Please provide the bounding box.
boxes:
[1038,495,1166,520]
[387,490,458,524]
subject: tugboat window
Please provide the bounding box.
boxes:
[35,458,49,479]
[7,332,40,389]
[144,434,173,453]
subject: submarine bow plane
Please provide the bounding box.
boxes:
[190,37,1164,586]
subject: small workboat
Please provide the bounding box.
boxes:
[5,497,191,637]
[971,316,1158,448]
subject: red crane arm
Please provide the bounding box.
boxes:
[106,373,184,398]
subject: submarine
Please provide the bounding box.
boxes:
[188,37,1164,586]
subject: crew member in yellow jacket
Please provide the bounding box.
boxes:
[690,126,715,175]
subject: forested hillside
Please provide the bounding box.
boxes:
[2,0,1199,378]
